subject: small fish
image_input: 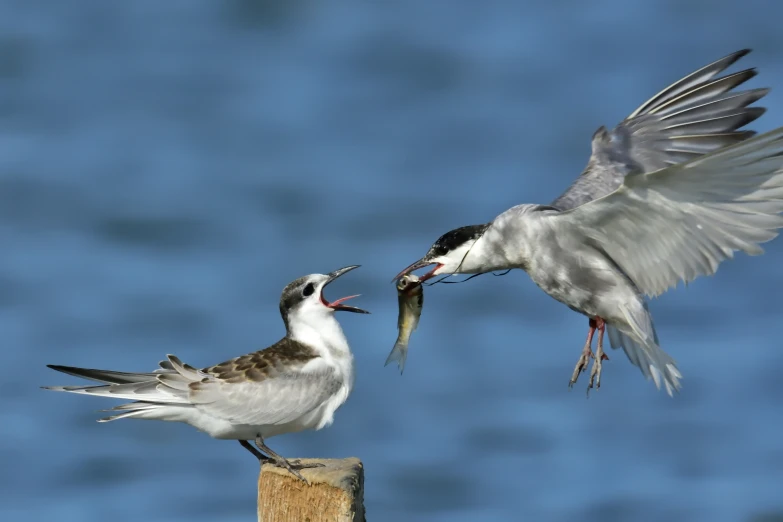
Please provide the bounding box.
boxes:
[385,274,423,373]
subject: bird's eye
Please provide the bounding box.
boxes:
[302,283,315,297]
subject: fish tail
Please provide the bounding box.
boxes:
[384,340,408,374]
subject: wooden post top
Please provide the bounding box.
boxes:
[257,458,365,522]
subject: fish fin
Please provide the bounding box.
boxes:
[384,341,408,374]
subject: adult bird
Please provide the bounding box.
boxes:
[44,266,369,482]
[394,49,779,395]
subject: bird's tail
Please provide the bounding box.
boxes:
[607,302,682,396]
[623,49,767,168]
[43,356,198,421]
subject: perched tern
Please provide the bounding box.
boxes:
[44,265,369,482]
[395,50,783,395]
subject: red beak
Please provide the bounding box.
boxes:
[392,259,443,283]
[321,293,368,313]
[321,266,370,314]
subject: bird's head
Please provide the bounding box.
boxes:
[393,224,490,283]
[280,265,369,330]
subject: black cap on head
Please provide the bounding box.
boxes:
[392,224,490,282]
[427,224,489,258]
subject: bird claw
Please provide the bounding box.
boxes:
[271,459,325,484]
[576,317,608,396]
[587,349,607,394]
[288,460,326,470]
[253,436,316,484]
[569,347,593,388]
[273,458,310,484]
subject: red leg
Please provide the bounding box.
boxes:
[588,317,608,392]
[595,318,608,361]
[569,319,597,388]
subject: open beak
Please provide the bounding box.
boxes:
[392,258,443,283]
[322,265,370,314]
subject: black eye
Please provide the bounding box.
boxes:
[302,283,315,297]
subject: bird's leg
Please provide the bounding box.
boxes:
[587,317,609,394]
[569,318,597,388]
[254,436,307,483]
[253,435,324,484]
[239,440,273,462]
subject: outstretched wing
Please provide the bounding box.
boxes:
[551,126,783,298]
[552,49,767,211]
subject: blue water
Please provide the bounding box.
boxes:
[3,1,783,521]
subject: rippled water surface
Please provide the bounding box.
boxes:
[3,1,783,521]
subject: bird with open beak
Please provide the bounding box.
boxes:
[44,265,369,483]
[395,49,783,396]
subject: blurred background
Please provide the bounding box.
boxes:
[2,0,783,521]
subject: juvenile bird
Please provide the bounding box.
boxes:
[44,265,369,482]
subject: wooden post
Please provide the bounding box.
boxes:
[257,458,365,522]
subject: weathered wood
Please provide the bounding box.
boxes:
[257,458,365,522]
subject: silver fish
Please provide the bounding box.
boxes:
[385,274,423,373]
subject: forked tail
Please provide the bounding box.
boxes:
[43,356,198,421]
[607,302,682,396]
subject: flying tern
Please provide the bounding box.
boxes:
[395,50,781,395]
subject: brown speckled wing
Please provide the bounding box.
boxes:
[186,338,341,426]
[202,338,319,384]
